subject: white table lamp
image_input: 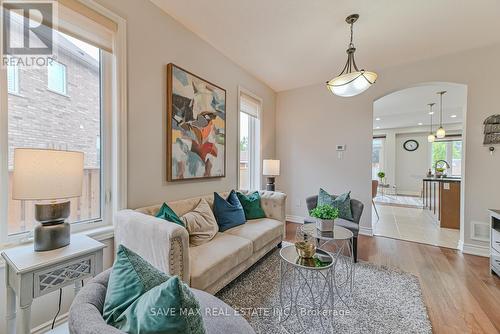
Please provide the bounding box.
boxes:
[13,148,84,251]
[263,159,280,191]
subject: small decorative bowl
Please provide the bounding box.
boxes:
[295,241,316,258]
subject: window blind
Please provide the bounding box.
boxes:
[10,0,118,53]
[240,93,261,119]
[56,0,117,53]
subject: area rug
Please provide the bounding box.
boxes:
[216,244,432,334]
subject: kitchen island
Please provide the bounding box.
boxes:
[422,177,461,229]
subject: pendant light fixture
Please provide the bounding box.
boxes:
[326,14,377,97]
[436,91,447,138]
[427,103,436,143]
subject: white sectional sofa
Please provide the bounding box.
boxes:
[114,191,287,294]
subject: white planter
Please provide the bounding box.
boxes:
[315,219,334,232]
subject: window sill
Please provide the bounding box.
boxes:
[46,88,70,98]
[8,91,24,98]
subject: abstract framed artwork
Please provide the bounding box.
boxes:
[166,63,226,181]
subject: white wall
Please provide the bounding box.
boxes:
[96,0,277,209]
[277,43,500,251]
[395,132,430,195]
[0,0,278,331]
[373,125,463,196]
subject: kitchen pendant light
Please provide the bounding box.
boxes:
[436,91,447,138]
[326,14,377,97]
[427,103,436,143]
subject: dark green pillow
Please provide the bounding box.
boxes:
[317,188,354,221]
[236,191,266,220]
[103,245,170,325]
[114,276,205,334]
[156,202,184,227]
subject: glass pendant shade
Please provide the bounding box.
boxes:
[327,14,377,97]
[436,127,446,139]
[326,70,377,97]
[428,134,436,143]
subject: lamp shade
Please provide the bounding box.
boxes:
[436,127,446,139]
[12,148,84,200]
[263,159,280,176]
[326,71,377,97]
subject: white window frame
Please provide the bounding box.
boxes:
[47,60,68,95]
[0,1,127,246]
[7,63,19,94]
[372,137,385,179]
[237,87,262,190]
[429,137,462,177]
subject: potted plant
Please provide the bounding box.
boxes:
[310,205,339,232]
[377,171,386,184]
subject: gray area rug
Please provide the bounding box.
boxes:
[216,245,432,334]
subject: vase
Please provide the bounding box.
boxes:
[315,218,334,232]
[295,228,317,258]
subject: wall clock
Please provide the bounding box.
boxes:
[403,139,419,152]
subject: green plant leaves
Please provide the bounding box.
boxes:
[309,205,339,220]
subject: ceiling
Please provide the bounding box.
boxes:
[151,0,500,92]
[373,83,467,130]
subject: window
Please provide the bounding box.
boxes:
[47,61,67,95]
[0,0,126,244]
[239,90,262,190]
[431,139,462,176]
[5,33,101,236]
[7,63,19,94]
[372,137,385,179]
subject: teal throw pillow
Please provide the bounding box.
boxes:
[156,202,184,227]
[317,188,354,221]
[114,276,205,334]
[103,245,205,334]
[103,245,170,325]
[236,191,266,220]
[213,190,246,232]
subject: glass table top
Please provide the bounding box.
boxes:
[280,245,333,270]
[300,223,353,241]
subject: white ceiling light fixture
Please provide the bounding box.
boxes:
[326,14,377,97]
[418,122,423,126]
[427,103,436,143]
[450,114,457,118]
[436,91,447,139]
[375,117,381,121]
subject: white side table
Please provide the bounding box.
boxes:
[2,235,106,334]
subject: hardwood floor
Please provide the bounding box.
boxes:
[285,222,500,334]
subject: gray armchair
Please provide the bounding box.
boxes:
[305,195,364,262]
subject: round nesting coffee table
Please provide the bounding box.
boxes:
[300,223,355,308]
[278,245,335,333]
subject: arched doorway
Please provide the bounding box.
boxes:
[371,82,467,249]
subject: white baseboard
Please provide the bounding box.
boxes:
[359,226,373,236]
[32,312,68,334]
[286,215,304,223]
[458,240,490,257]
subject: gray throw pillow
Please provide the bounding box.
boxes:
[317,188,354,221]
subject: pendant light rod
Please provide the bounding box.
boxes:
[428,103,435,133]
[338,14,360,76]
[437,91,447,127]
